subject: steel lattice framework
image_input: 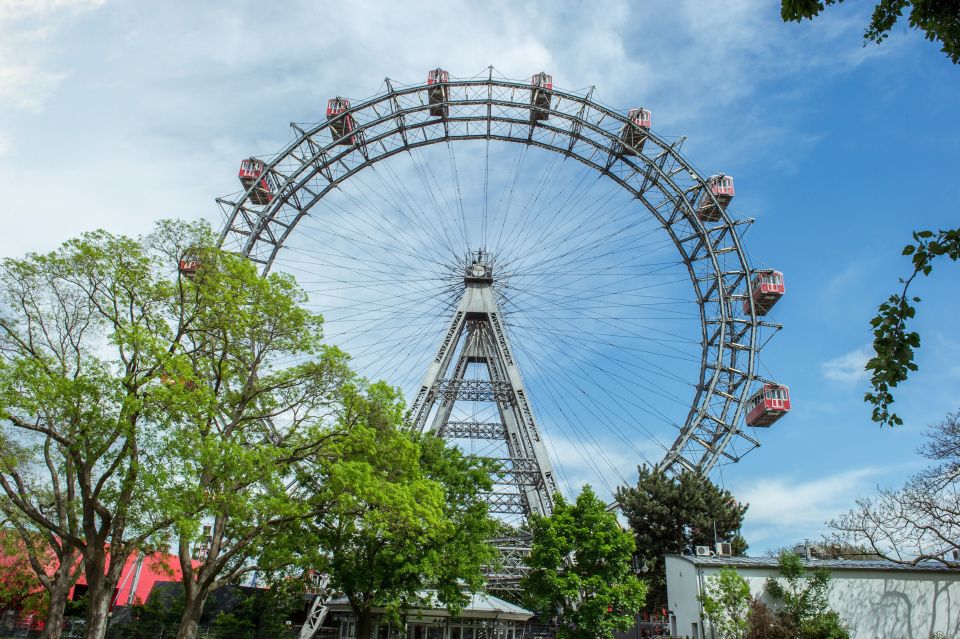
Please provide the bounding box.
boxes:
[218,71,780,477]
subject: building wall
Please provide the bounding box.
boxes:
[666,556,960,639]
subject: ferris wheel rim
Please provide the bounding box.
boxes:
[217,72,776,478]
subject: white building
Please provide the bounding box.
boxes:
[665,554,960,639]
[322,591,534,638]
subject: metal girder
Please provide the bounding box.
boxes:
[437,378,514,402]
[440,420,507,439]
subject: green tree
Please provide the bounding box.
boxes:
[143,222,353,639]
[765,552,849,639]
[303,381,498,639]
[616,466,747,610]
[699,568,751,639]
[863,228,960,427]
[522,486,647,639]
[0,515,81,639]
[781,0,960,63]
[0,527,45,618]
[0,228,204,639]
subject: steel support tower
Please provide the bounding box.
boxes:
[406,251,559,588]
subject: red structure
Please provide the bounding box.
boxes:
[698,174,735,222]
[68,551,202,609]
[530,72,553,121]
[621,108,652,155]
[745,384,791,427]
[178,249,203,278]
[326,98,356,145]
[427,69,449,118]
[237,158,273,206]
[744,270,785,315]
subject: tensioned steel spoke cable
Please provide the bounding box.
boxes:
[407,147,464,251]
[446,141,471,252]
[489,143,528,253]
[361,163,458,260]
[507,322,698,390]
[411,147,470,252]
[292,203,446,272]
[512,337,634,492]
[376,157,460,261]
[513,325,685,436]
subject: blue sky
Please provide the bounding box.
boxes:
[1,0,958,553]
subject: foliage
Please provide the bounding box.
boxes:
[781,0,960,63]
[745,599,796,639]
[139,221,353,639]
[765,552,849,639]
[616,466,747,608]
[522,486,647,639]
[0,220,359,639]
[831,410,960,565]
[699,568,750,639]
[862,228,960,426]
[302,383,498,639]
[0,226,207,639]
[0,529,46,616]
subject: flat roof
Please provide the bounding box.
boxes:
[668,554,960,574]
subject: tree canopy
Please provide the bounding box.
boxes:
[781,0,960,63]
[0,221,362,639]
[699,568,751,639]
[297,381,498,639]
[616,466,747,609]
[522,486,647,639]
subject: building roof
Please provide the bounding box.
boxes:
[668,554,960,574]
[324,591,533,621]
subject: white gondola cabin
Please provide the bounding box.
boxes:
[745,383,791,427]
[326,97,357,146]
[744,270,785,316]
[697,174,735,222]
[530,72,553,122]
[427,68,449,118]
[621,108,651,155]
[237,158,274,206]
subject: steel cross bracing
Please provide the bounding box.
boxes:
[219,71,777,491]
[408,253,558,521]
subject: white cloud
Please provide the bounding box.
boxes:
[822,345,872,385]
[735,466,886,550]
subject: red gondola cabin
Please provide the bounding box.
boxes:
[326,98,357,146]
[745,383,790,427]
[697,174,735,222]
[744,270,784,315]
[621,108,651,156]
[178,250,203,279]
[427,69,449,118]
[237,158,273,206]
[530,72,553,122]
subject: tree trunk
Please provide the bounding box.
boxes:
[40,546,80,639]
[174,588,210,639]
[82,548,127,639]
[355,604,374,639]
[83,587,112,639]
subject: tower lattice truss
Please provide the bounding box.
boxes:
[407,255,558,589]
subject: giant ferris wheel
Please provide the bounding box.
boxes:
[216,67,790,532]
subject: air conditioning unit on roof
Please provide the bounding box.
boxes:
[715,542,733,557]
[695,545,712,557]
